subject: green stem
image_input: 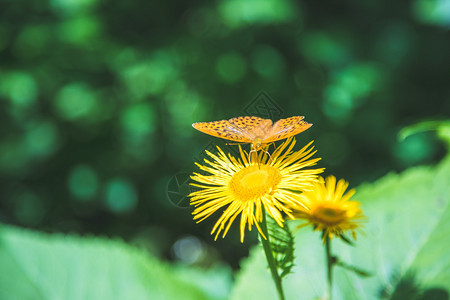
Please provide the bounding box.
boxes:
[259,212,285,300]
[325,233,333,300]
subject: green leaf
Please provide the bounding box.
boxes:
[399,119,450,149]
[265,214,295,279]
[231,155,450,300]
[335,260,372,278]
[0,225,231,300]
[338,233,355,246]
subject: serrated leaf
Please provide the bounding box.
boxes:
[231,155,450,300]
[0,226,231,300]
[266,214,295,278]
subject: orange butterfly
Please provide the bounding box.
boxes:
[192,116,312,153]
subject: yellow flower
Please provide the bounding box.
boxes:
[294,175,366,242]
[189,138,324,242]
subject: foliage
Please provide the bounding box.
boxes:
[232,151,450,299]
[266,214,295,279]
[1,0,449,266]
[0,225,232,300]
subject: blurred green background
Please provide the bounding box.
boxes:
[0,0,449,269]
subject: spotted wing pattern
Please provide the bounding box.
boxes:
[228,116,273,139]
[192,120,253,143]
[263,116,312,143]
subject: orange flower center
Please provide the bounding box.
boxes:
[312,203,348,225]
[229,164,281,201]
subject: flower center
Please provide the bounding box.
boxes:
[312,203,347,225]
[229,164,282,201]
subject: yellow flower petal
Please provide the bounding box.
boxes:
[189,137,324,242]
[293,175,366,242]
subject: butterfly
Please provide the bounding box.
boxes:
[192,116,312,154]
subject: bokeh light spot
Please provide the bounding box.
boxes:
[323,63,384,123]
[121,102,156,137]
[219,0,296,28]
[105,179,138,214]
[122,52,178,98]
[58,16,102,46]
[0,72,37,107]
[413,0,450,27]
[336,64,382,101]
[24,120,60,158]
[300,32,350,66]
[172,236,205,264]
[374,23,415,66]
[119,102,158,163]
[323,85,354,122]
[215,52,247,83]
[165,81,206,137]
[54,82,99,121]
[13,25,49,59]
[251,45,286,79]
[50,0,99,16]
[0,121,59,174]
[68,165,99,201]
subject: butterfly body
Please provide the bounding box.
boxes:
[192,116,312,151]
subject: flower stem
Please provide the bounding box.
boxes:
[259,212,285,300]
[325,233,333,300]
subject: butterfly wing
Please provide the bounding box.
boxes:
[228,116,273,139]
[263,116,312,143]
[192,120,253,143]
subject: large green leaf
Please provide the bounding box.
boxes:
[231,154,450,300]
[0,226,231,300]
